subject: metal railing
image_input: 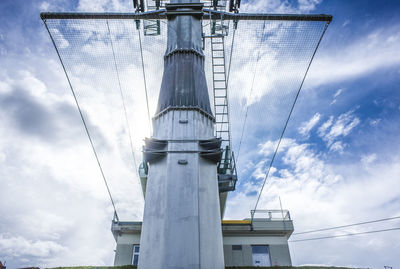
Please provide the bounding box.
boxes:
[250,209,291,222]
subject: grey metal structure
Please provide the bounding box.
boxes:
[41,1,332,268]
[139,1,225,268]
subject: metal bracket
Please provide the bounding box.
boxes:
[133,0,145,12]
[165,3,204,19]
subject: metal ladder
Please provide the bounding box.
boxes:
[208,0,231,167]
[207,1,237,192]
[211,35,230,154]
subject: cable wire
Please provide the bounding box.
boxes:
[289,227,400,243]
[253,22,330,212]
[236,20,266,163]
[292,216,400,235]
[44,20,119,221]
[106,20,139,178]
[138,27,152,136]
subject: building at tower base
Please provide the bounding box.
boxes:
[112,210,293,267]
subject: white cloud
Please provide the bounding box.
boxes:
[329,141,345,153]
[330,88,343,105]
[307,26,400,87]
[297,0,321,12]
[0,234,66,258]
[227,137,400,267]
[39,1,50,11]
[241,0,321,13]
[0,47,144,268]
[49,28,69,49]
[298,112,321,137]
[369,118,381,126]
[333,88,343,98]
[0,79,12,94]
[258,138,296,157]
[317,115,334,136]
[361,153,377,165]
[318,110,360,147]
[77,0,130,12]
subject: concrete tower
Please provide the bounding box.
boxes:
[138,0,225,268]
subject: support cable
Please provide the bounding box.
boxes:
[44,20,119,221]
[106,21,139,178]
[289,227,400,243]
[253,22,330,212]
[138,27,152,135]
[219,26,236,137]
[236,20,266,163]
[226,27,236,90]
[292,215,400,236]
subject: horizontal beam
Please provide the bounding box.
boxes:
[41,9,332,22]
[40,10,167,20]
[204,9,332,22]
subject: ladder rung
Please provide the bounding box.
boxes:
[217,122,229,124]
[215,104,226,106]
[213,64,225,66]
[215,113,228,115]
[214,72,225,74]
[214,79,226,82]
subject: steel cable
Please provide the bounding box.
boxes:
[290,227,400,243]
[138,26,152,135]
[106,20,139,178]
[44,20,120,221]
[236,20,267,163]
[292,215,400,236]
[253,22,330,212]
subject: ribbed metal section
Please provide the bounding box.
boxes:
[156,52,212,115]
[155,1,213,116]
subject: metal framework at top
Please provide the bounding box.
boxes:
[40,0,331,195]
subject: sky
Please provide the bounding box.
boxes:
[0,0,400,268]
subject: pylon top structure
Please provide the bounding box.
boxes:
[41,1,331,267]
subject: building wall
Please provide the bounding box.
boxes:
[115,233,292,266]
[269,244,292,266]
[114,234,140,266]
[223,235,291,267]
[114,244,133,266]
[223,243,291,267]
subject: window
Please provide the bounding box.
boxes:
[132,245,140,266]
[251,245,271,267]
[232,245,242,250]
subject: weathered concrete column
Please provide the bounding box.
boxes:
[138,0,225,268]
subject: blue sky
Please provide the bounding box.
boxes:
[1,0,400,268]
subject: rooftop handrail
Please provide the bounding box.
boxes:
[250,209,291,223]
